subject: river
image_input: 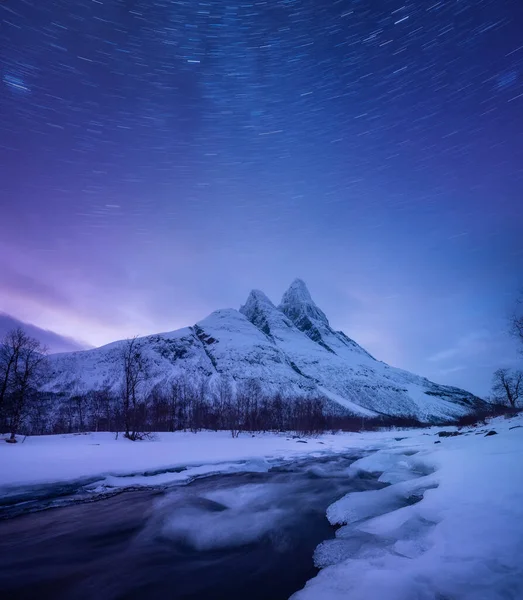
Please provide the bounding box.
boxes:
[0,452,384,600]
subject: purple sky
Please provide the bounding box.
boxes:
[1,0,522,396]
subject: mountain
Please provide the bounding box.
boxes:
[0,313,89,354]
[46,280,484,422]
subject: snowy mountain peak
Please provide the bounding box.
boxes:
[278,280,373,359]
[284,279,314,303]
[241,289,275,313]
[280,279,330,328]
[240,289,292,338]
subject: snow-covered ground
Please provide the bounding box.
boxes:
[1,413,522,600]
[0,428,407,491]
[293,413,523,600]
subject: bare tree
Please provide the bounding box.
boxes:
[28,390,52,435]
[86,387,113,432]
[492,368,522,408]
[189,378,208,433]
[238,378,263,433]
[0,328,27,411]
[167,375,193,432]
[0,328,48,442]
[215,378,241,437]
[120,337,149,440]
[67,378,87,432]
[512,294,523,351]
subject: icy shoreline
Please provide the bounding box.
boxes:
[293,414,523,600]
[0,427,425,492]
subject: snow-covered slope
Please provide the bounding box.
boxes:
[46,280,484,421]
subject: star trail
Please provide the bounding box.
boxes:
[0,0,522,395]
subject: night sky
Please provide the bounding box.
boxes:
[1,0,522,396]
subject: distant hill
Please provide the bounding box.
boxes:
[0,313,89,354]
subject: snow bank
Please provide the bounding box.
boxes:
[293,414,523,600]
[0,428,418,492]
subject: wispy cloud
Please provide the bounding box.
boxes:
[428,330,491,363]
[437,365,467,375]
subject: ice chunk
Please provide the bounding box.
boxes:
[327,474,437,528]
[349,448,433,485]
[327,487,405,525]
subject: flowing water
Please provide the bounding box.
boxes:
[0,453,384,600]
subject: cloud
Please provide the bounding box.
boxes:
[0,262,71,310]
[437,365,467,376]
[0,261,162,347]
[429,348,460,362]
[428,330,491,363]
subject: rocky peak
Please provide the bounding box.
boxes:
[240,289,291,338]
[279,279,329,327]
[240,289,275,320]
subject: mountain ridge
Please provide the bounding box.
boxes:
[46,280,485,422]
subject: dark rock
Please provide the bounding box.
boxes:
[296,440,307,444]
[434,440,441,444]
[395,437,407,441]
[438,431,461,438]
[485,430,498,437]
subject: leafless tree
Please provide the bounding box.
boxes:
[218,378,242,437]
[512,294,523,351]
[28,390,52,435]
[492,368,522,408]
[0,328,28,411]
[70,379,87,432]
[292,397,326,436]
[188,378,209,433]
[82,386,114,432]
[171,375,193,431]
[238,378,263,432]
[120,337,149,440]
[0,328,48,442]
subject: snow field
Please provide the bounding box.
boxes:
[0,427,406,490]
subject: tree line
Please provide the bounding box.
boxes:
[0,331,429,440]
[1,297,522,443]
[0,330,341,441]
